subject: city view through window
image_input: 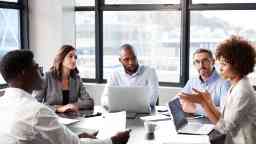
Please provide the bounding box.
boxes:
[0,9,20,84]
[75,9,256,84]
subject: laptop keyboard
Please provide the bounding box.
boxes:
[182,123,214,134]
[183,123,202,130]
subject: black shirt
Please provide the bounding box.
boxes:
[62,90,69,105]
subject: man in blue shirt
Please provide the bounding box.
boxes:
[178,48,230,115]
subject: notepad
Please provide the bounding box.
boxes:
[140,114,171,121]
[58,116,80,125]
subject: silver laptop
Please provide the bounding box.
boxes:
[106,86,151,113]
[168,98,214,135]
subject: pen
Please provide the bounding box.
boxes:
[193,115,205,119]
[84,112,102,118]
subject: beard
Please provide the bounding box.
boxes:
[199,68,210,77]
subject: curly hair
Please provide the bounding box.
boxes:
[50,45,79,80]
[216,35,256,77]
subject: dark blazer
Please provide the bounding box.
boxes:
[34,71,94,110]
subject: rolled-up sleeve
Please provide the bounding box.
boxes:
[34,106,113,144]
[34,107,80,144]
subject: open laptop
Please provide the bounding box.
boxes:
[168,98,214,135]
[106,86,151,113]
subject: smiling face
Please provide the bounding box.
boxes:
[193,52,214,80]
[62,50,77,71]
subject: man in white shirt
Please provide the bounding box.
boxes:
[0,50,130,144]
[102,44,159,110]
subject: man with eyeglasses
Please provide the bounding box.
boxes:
[177,48,230,116]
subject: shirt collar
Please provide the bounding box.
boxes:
[4,87,34,100]
[199,68,219,84]
[122,65,144,77]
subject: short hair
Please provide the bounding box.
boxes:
[193,48,214,59]
[120,43,134,50]
[0,50,34,82]
[216,35,256,77]
[50,44,79,80]
[119,43,137,56]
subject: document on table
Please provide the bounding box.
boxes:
[57,116,80,125]
[140,114,171,121]
[97,111,126,139]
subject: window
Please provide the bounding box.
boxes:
[75,1,256,87]
[106,0,180,4]
[76,12,95,79]
[103,11,181,82]
[0,1,26,85]
[193,0,256,4]
[0,0,18,2]
[75,0,95,6]
[190,10,256,84]
[0,8,20,84]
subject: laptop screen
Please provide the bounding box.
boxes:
[168,98,188,130]
[107,86,151,113]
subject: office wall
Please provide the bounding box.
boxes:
[29,0,75,71]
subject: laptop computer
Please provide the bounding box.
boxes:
[106,86,151,113]
[168,98,214,135]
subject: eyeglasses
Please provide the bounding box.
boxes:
[193,59,211,66]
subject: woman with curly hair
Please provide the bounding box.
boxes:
[179,35,256,144]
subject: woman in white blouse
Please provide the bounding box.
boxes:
[179,35,256,144]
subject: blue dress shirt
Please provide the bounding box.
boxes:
[182,68,230,115]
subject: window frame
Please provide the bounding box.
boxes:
[75,0,256,88]
[0,0,29,88]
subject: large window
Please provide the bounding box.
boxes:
[0,0,18,2]
[190,11,256,84]
[103,11,181,82]
[193,0,256,4]
[75,0,256,86]
[76,12,95,79]
[0,5,23,85]
[75,0,95,6]
[105,0,179,4]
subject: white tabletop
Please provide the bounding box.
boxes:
[66,106,210,144]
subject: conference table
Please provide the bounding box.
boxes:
[60,106,210,144]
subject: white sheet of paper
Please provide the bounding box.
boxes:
[57,116,80,125]
[97,111,126,139]
[140,114,171,121]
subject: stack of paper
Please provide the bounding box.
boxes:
[140,114,171,122]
